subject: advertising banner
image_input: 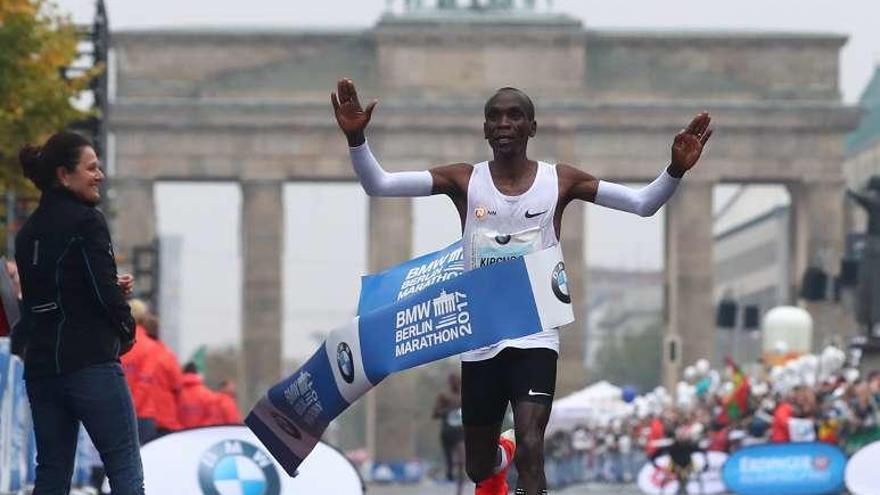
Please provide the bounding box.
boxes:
[722,442,846,495]
[140,426,363,495]
[358,241,463,314]
[248,243,573,476]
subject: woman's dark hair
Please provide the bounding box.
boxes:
[18,131,93,191]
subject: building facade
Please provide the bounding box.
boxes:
[108,3,858,460]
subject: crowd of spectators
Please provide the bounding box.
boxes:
[543,354,880,489]
[120,299,242,444]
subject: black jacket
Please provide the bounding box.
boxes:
[14,188,134,378]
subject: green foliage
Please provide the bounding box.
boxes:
[0,0,98,251]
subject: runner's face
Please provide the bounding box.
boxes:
[484,92,536,157]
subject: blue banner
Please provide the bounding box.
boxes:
[0,338,9,418]
[0,338,10,492]
[357,241,463,315]
[248,243,573,476]
[722,442,846,495]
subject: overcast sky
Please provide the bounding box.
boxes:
[53,0,879,361]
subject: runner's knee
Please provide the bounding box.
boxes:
[514,430,544,472]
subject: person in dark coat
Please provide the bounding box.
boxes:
[15,131,144,495]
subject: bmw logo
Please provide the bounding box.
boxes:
[198,440,281,495]
[494,235,512,245]
[551,262,571,304]
[337,342,355,384]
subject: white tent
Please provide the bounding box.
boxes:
[547,381,633,431]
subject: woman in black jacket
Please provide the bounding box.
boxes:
[15,131,144,495]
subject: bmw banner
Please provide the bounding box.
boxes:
[722,442,847,495]
[138,426,363,495]
[247,243,574,476]
[357,241,464,314]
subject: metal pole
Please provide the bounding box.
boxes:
[6,190,16,257]
[732,302,741,362]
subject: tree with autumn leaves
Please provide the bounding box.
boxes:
[0,0,100,253]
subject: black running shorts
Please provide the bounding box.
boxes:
[460,347,558,426]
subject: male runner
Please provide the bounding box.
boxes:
[433,372,465,492]
[332,78,712,495]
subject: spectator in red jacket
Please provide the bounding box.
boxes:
[645,415,666,456]
[144,315,183,435]
[120,299,160,444]
[179,363,220,428]
[771,392,794,443]
[215,379,243,425]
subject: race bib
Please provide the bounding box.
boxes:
[471,226,543,269]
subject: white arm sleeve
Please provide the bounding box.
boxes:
[349,141,433,197]
[593,168,681,217]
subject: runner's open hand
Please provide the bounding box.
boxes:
[669,112,713,177]
[331,78,377,146]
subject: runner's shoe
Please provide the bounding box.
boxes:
[475,429,516,495]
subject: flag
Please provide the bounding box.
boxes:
[724,357,750,421]
[188,345,207,374]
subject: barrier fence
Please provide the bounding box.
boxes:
[2,335,878,494]
[0,338,95,495]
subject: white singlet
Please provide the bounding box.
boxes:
[460,160,561,362]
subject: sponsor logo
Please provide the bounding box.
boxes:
[527,389,552,397]
[525,209,547,219]
[812,456,829,470]
[269,411,302,440]
[336,342,355,384]
[394,290,473,358]
[198,440,281,495]
[474,206,496,219]
[551,262,571,304]
[494,235,512,245]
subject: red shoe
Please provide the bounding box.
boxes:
[475,429,516,495]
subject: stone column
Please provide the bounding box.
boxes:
[663,180,715,392]
[240,180,283,409]
[557,200,588,396]
[365,196,416,462]
[110,179,155,273]
[789,180,854,349]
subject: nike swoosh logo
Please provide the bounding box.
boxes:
[525,210,547,219]
[527,389,552,397]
